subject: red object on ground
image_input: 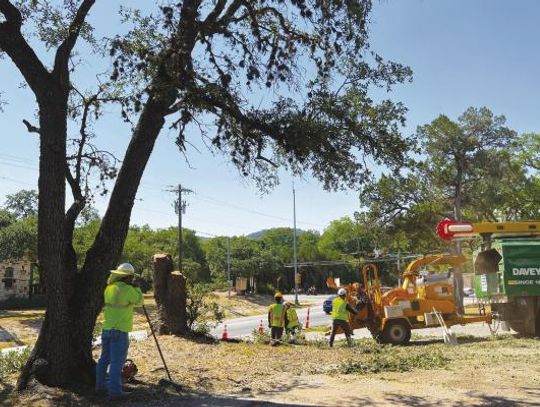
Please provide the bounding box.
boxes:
[258,320,264,335]
[305,306,310,329]
[221,324,229,340]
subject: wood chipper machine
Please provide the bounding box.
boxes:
[437,219,540,336]
[327,254,492,345]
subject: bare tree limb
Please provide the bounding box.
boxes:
[22,119,41,134]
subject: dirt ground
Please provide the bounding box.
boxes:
[2,331,540,406]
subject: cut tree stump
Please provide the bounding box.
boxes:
[152,253,188,335]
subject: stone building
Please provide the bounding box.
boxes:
[0,258,39,301]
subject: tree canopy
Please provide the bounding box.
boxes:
[360,106,540,252]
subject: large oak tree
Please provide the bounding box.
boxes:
[0,0,412,389]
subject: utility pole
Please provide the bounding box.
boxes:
[227,237,231,298]
[292,183,299,305]
[172,184,192,272]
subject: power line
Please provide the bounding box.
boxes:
[0,155,327,230]
[192,192,325,228]
[0,176,36,187]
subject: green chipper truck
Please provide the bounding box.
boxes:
[437,219,540,336]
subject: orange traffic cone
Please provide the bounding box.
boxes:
[258,320,264,335]
[305,306,311,329]
[221,324,229,340]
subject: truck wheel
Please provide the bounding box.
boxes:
[381,319,411,345]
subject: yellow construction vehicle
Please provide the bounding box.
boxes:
[327,254,492,345]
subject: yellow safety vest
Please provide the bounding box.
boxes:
[102,281,143,333]
[331,296,349,321]
[269,303,285,328]
[286,307,300,329]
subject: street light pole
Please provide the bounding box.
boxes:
[227,237,231,298]
[292,184,299,305]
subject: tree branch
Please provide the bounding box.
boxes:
[0,2,52,100]
[22,119,41,134]
[203,0,228,25]
[0,0,21,26]
[53,0,96,84]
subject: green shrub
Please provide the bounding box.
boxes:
[186,283,225,335]
[252,328,270,344]
[0,347,31,376]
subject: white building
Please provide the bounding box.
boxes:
[0,258,38,301]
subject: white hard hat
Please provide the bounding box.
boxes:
[337,288,346,296]
[110,263,135,276]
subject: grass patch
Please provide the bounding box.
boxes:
[339,341,449,374]
[0,347,31,376]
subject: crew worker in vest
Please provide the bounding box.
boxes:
[96,263,143,399]
[329,288,358,347]
[284,302,300,336]
[268,292,285,345]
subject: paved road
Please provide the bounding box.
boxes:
[211,294,331,338]
[211,294,495,340]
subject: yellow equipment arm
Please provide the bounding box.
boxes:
[402,254,466,290]
[437,219,540,241]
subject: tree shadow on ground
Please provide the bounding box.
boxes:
[13,317,42,332]
[0,325,25,346]
[409,335,494,346]
[13,378,323,407]
[380,392,540,407]
[0,379,14,406]
[9,377,540,407]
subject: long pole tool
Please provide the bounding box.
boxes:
[142,304,183,392]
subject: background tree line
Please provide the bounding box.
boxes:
[0,193,384,293]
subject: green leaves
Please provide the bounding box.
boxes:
[359,106,540,254]
[0,216,37,261]
[3,189,38,219]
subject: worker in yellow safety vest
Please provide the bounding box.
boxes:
[268,292,285,345]
[329,288,358,347]
[96,263,143,399]
[284,302,301,336]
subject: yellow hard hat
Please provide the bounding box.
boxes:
[274,292,283,299]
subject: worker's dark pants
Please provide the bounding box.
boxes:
[271,327,284,340]
[329,319,353,347]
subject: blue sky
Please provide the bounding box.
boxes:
[1,0,539,237]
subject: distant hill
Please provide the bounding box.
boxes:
[247,228,305,240]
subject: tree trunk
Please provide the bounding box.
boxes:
[17,97,76,388]
[152,253,189,335]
